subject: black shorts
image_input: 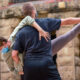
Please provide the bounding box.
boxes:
[24,56,61,80]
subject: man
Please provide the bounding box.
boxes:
[12,2,80,80]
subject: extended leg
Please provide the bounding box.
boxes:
[51,23,80,55]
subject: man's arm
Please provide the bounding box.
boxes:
[12,50,24,75]
[12,50,19,64]
[61,17,80,26]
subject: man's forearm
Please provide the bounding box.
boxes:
[12,50,19,64]
[61,17,80,26]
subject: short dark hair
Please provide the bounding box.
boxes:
[22,2,35,17]
[0,37,7,46]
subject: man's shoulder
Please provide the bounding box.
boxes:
[35,18,59,23]
[18,26,32,32]
[17,26,35,36]
[35,18,48,21]
[35,18,56,20]
[16,26,28,36]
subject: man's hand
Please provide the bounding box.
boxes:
[39,30,50,42]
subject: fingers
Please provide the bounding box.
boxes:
[45,32,50,42]
[39,31,50,41]
[45,36,50,42]
[43,32,50,42]
[44,36,48,42]
[46,32,50,39]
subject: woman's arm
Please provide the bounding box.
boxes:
[51,23,80,55]
[8,16,35,43]
[32,22,50,41]
[8,16,49,46]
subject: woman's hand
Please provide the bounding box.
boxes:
[32,22,50,41]
[39,30,50,42]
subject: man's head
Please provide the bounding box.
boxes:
[22,2,37,18]
[0,37,7,50]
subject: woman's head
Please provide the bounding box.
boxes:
[22,2,36,18]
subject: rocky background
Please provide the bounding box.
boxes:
[0,0,80,80]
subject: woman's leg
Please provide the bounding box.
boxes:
[51,23,80,55]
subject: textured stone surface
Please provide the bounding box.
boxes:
[74,37,80,47]
[0,18,21,38]
[58,47,74,57]
[1,61,9,72]
[74,47,80,57]
[48,11,80,18]
[75,67,80,80]
[1,72,11,80]
[58,66,75,80]
[0,1,80,80]
[0,0,9,7]
[0,1,80,19]
[75,57,80,66]
[57,56,74,66]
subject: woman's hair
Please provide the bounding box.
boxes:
[0,37,7,47]
[22,2,35,17]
